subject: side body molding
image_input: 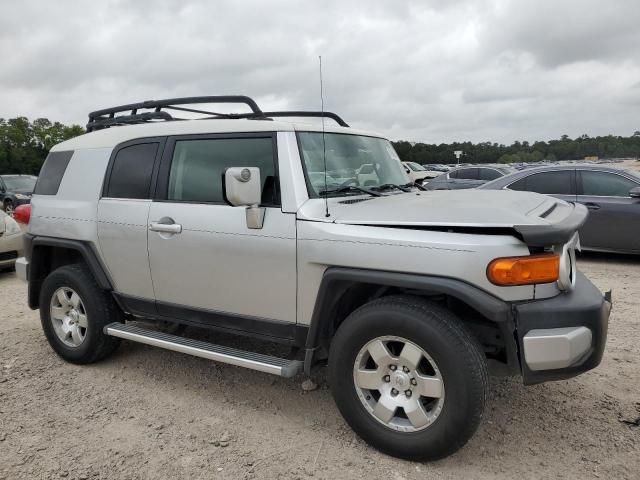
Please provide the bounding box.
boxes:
[303,267,516,374]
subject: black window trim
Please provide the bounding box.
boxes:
[576,168,640,198]
[101,136,167,200]
[505,168,577,195]
[153,131,281,208]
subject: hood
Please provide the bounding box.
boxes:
[299,189,588,246]
[12,189,33,195]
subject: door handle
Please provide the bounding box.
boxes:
[149,222,182,234]
[584,202,601,211]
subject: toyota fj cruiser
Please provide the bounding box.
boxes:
[15,96,611,460]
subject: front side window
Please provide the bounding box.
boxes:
[167,137,277,204]
[580,170,639,197]
[479,168,502,181]
[298,132,408,196]
[509,171,573,195]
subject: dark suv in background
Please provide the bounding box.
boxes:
[0,175,37,216]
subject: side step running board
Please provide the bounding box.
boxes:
[104,323,304,378]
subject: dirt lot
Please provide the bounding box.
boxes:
[0,254,638,480]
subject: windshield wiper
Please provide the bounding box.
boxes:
[371,183,412,193]
[318,185,382,197]
[405,181,427,191]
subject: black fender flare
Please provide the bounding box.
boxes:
[27,236,113,308]
[303,267,517,374]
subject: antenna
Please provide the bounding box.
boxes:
[319,55,330,218]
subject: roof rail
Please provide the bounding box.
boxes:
[86,96,349,131]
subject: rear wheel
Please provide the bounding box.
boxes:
[40,264,122,364]
[328,295,489,461]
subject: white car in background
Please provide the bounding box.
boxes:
[402,162,441,185]
[0,209,24,271]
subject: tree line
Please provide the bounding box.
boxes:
[0,117,84,175]
[392,132,640,165]
[1,116,639,176]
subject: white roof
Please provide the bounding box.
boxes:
[51,118,385,151]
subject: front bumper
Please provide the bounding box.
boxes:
[514,271,611,385]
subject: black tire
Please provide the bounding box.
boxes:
[39,263,123,364]
[328,295,489,461]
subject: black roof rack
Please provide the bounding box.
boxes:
[86,96,349,132]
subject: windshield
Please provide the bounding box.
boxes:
[298,132,409,196]
[2,176,37,191]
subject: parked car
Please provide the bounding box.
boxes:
[0,209,24,271]
[425,165,515,190]
[480,165,640,254]
[0,175,37,216]
[16,95,610,461]
[422,164,451,172]
[402,162,441,185]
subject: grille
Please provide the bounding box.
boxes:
[0,251,18,261]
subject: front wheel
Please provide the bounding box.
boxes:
[328,295,489,461]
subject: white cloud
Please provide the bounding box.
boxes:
[1,0,638,143]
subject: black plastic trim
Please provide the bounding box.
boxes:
[514,202,588,246]
[114,293,307,346]
[514,271,611,385]
[304,267,518,374]
[27,237,113,309]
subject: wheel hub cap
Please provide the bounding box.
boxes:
[390,371,410,389]
[50,287,87,348]
[353,335,445,432]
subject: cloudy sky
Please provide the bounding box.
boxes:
[1,0,639,144]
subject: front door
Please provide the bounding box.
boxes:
[576,169,640,252]
[147,133,297,334]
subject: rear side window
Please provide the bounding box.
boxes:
[580,170,638,197]
[105,143,159,199]
[509,171,573,195]
[167,137,277,205]
[455,168,479,180]
[479,168,502,181]
[34,151,74,195]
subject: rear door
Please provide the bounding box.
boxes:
[97,138,163,304]
[576,169,640,252]
[147,132,297,332]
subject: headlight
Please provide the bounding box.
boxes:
[14,193,31,200]
[3,215,21,235]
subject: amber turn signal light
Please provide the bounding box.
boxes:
[487,254,560,286]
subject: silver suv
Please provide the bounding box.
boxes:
[16,96,611,461]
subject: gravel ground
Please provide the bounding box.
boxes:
[0,254,638,480]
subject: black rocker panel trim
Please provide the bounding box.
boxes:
[114,293,308,346]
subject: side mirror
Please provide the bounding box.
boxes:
[629,186,640,198]
[224,167,265,229]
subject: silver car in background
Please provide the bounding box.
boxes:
[425,165,515,190]
[480,165,640,254]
